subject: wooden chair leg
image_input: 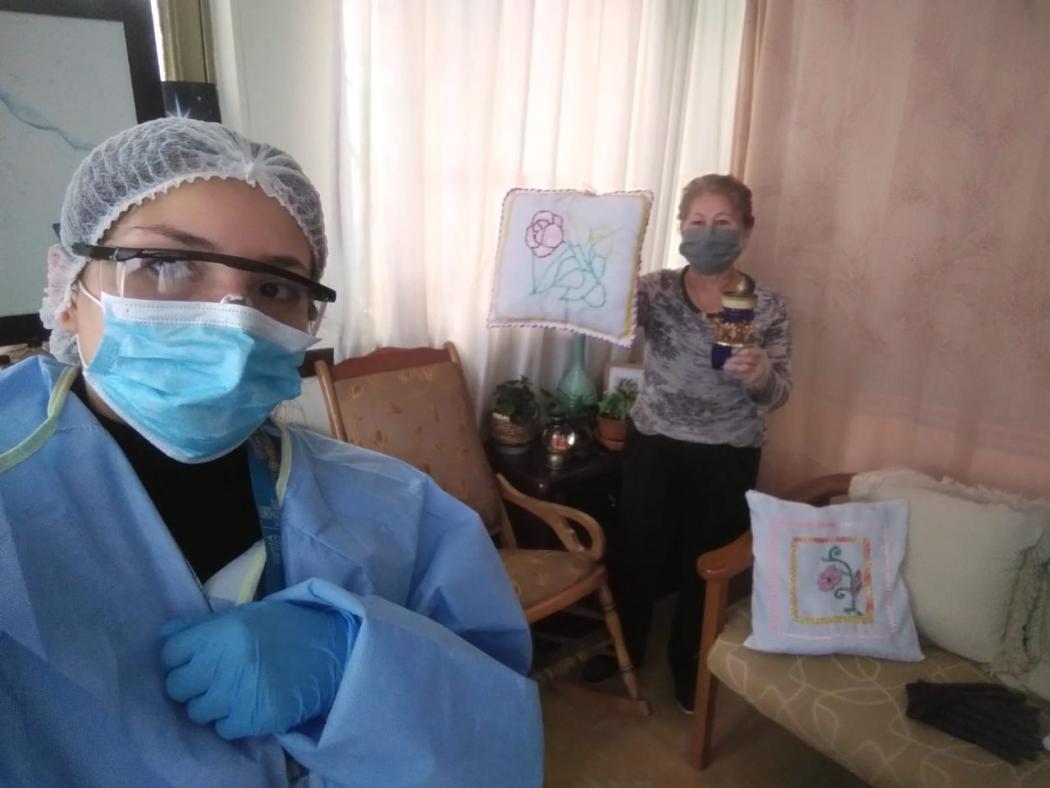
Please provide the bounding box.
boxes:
[597,582,643,704]
[531,633,652,716]
[686,577,729,770]
[530,633,610,686]
[549,679,651,716]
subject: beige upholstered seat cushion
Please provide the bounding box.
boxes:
[499,549,600,611]
[709,601,1050,788]
[338,361,504,531]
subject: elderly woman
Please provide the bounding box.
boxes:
[609,174,791,712]
[0,119,541,787]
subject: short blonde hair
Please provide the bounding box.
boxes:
[677,174,755,229]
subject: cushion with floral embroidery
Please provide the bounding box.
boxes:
[743,490,923,661]
[487,188,652,346]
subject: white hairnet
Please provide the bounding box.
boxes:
[41,117,327,363]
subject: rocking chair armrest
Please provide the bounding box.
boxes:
[696,531,753,582]
[496,474,605,562]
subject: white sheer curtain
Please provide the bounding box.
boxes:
[212,0,744,411]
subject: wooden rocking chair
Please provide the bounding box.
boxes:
[315,342,650,715]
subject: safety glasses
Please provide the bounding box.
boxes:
[72,243,336,332]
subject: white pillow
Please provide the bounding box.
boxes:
[850,472,1046,664]
[744,491,923,661]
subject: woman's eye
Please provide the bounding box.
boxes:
[257,280,304,303]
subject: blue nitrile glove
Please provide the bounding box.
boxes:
[159,600,355,740]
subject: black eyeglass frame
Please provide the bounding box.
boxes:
[70,243,337,304]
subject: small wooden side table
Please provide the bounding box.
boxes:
[486,441,623,550]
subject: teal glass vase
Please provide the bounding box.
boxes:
[557,334,597,415]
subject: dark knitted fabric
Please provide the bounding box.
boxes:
[905,680,1044,764]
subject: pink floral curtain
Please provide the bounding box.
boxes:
[734,0,1050,496]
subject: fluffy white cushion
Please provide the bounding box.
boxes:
[850,470,1047,666]
[744,491,923,660]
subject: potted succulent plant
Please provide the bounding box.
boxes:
[596,379,639,450]
[489,376,541,453]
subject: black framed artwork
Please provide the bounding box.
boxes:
[0,0,164,346]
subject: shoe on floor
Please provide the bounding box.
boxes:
[673,680,696,715]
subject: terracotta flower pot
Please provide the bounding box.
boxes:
[596,416,628,450]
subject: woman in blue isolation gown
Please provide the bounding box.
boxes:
[0,118,542,787]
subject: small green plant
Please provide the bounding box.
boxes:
[598,379,639,420]
[536,388,563,422]
[492,376,540,425]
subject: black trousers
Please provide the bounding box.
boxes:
[609,423,760,691]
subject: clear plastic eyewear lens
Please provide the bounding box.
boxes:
[309,301,327,335]
[117,257,199,299]
[117,259,317,330]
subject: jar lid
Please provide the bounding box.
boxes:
[721,292,757,309]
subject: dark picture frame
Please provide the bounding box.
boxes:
[0,0,164,347]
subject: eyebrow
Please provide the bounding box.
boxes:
[689,211,733,220]
[127,224,309,271]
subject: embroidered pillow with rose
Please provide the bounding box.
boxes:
[744,490,924,661]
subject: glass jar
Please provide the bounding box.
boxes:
[711,292,757,370]
[541,414,577,469]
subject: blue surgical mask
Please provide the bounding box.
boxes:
[679,227,743,275]
[81,292,317,463]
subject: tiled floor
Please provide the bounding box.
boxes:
[541,601,868,787]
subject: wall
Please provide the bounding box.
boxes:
[737,0,1050,495]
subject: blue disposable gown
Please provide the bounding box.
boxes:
[0,357,543,787]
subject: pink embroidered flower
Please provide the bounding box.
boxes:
[525,210,564,258]
[817,565,842,591]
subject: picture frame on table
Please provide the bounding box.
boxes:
[605,362,643,394]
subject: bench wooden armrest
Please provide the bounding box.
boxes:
[696,473,854,578]
[697,531,753,581]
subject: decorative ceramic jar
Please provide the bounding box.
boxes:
[541,413,577,468]
[711,292,757,370]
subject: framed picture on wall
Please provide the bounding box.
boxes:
[0,0,163,347]
[605,362,643,393]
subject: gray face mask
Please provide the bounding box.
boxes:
[679,226,743,275]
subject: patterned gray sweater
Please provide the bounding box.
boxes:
[630,267,792,448]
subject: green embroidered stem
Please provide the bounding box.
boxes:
[822,546,863,616]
